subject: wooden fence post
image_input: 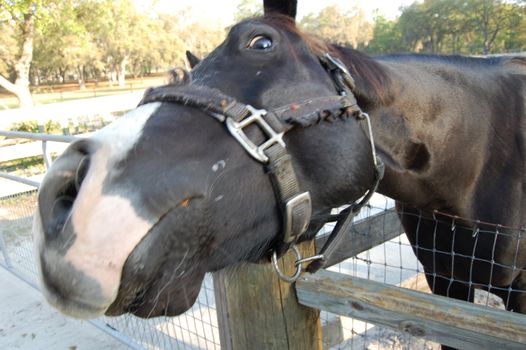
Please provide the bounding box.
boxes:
[213,240,322,350]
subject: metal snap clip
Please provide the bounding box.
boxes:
[271,245,302,283]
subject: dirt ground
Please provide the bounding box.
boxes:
[0,267,130,350]
[0,190,130,349]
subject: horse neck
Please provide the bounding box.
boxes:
[361,59,479,214]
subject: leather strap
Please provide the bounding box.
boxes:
[138,83,357,254]
[138,53,384,277]
[139,85,360,128]
[304,55,385,273]
[264,143,310,257]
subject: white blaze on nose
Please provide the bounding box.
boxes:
[63,102,162,305]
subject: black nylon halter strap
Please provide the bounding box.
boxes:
[139,84,356,130]
[302,54,386,274]
[138,83,361,258]
[138,53,384,280]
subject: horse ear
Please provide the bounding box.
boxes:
[186,50,201,69]
[263,0,297,20]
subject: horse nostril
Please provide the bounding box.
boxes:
[39,138,99,239]
[46,152,91,238]
[49,195,75,236]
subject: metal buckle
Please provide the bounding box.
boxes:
[324,53,356,95]
[283,192,312,244]
[325,53,351,76]
[225,105,285,163]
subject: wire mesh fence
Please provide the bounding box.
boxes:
[0,188,221,350]
[0,190,40,282]
[318,195,441,349]
[317,194,526,349]
[1,186,524,349]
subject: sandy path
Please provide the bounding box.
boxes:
[0,267,130,350]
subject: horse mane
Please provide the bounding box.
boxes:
[380,52,526,67]
[257,14,392,105]
[506,56,526,66]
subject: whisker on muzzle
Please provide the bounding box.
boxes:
[145,248,190,318]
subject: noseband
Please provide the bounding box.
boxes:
[138,53,384,281]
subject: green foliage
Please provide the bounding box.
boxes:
[234,0,262,22]
[32,1,100,82]
[1,0,227,92]
[10,120,61,133]
[300,5,373,48]
[0,154,46,177]
[365,15,405,54]
[2,0,525,93]
[0,15,17,76]
[367,0,526,55]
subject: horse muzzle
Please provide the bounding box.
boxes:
[33,103,167,318]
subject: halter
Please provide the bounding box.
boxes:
[138,53,384,282]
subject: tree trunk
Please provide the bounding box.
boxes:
[15,12,34,107]
[108,69,116,87]
[0,75,33,108]
[0,12,35,107]
[59,67,67,83]
[117,57,128,88]
[77,65,86,89]
[15,83,33,107]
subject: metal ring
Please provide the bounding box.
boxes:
[271,245,302,283]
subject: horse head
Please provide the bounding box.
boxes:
[33,10,380,319]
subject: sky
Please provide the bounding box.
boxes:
[137,0,417,25]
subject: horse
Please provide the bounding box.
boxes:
[33,1,526,344]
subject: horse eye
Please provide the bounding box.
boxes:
[247,35,273,50]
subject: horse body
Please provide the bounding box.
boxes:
[370,55,526,222]
[365,55,526,310]
[32,11,526,329]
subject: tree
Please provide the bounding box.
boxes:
[366,14,405,54]
[0,0,41,107]
[178,21,226,61]
[0,0,232,100]
[234,0,262,22]
[393,0,525,55]
[502,3,526,52]
[78,0,144,87]
[397,0,458,53]
[466,0,520,54]
[0,9,17,80]
[32,1,101,88]
[300,5,373,48]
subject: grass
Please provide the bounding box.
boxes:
[0,155,48,177]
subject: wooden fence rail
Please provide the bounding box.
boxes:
[213,208,403,349]
[296,270,526,350]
